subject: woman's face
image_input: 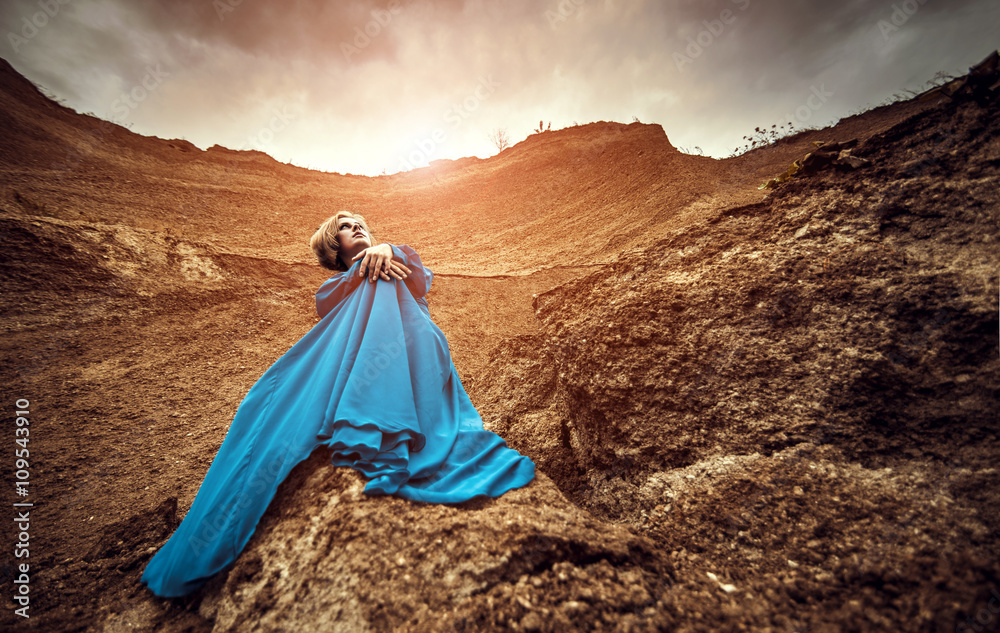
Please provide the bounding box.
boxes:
[336,216,372,265]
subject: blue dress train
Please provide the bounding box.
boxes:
[140,245,535,597]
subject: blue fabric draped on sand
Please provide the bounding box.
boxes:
[140,245,535,597]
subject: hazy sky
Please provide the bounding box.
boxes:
[2,0,997,175]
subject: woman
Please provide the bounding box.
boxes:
[141,211,535,597]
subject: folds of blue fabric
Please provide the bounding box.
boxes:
[140,276,366,597]
[140,248,535,598]
[389,367,537,503]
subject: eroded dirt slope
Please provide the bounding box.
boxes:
[481,90,1000,630]
[1,52,997,632]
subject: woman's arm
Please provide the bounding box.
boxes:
[317,244,433,317]
[353,243,432,300]
[315,272,361,318]
[352,243,412,283]
[389,244,432,300]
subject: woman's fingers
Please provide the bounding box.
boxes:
[377,263,403,282]
[373,262,411,282]
[357,251,381,283]
[353,250,371,278]
[388,262,408,279]
[370,252,387,283]
[353,246,411,283]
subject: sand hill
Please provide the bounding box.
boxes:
[1,52,998,632]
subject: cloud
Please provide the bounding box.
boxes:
[1,0,998,174]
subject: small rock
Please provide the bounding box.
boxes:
[707,571,737,593]
[561,600,586,615]
[521,611,543,631]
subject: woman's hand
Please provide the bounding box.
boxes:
[352,244,412,283]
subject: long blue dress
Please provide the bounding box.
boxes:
[140,245,535,597]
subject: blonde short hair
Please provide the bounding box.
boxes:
[310,211,377,272]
